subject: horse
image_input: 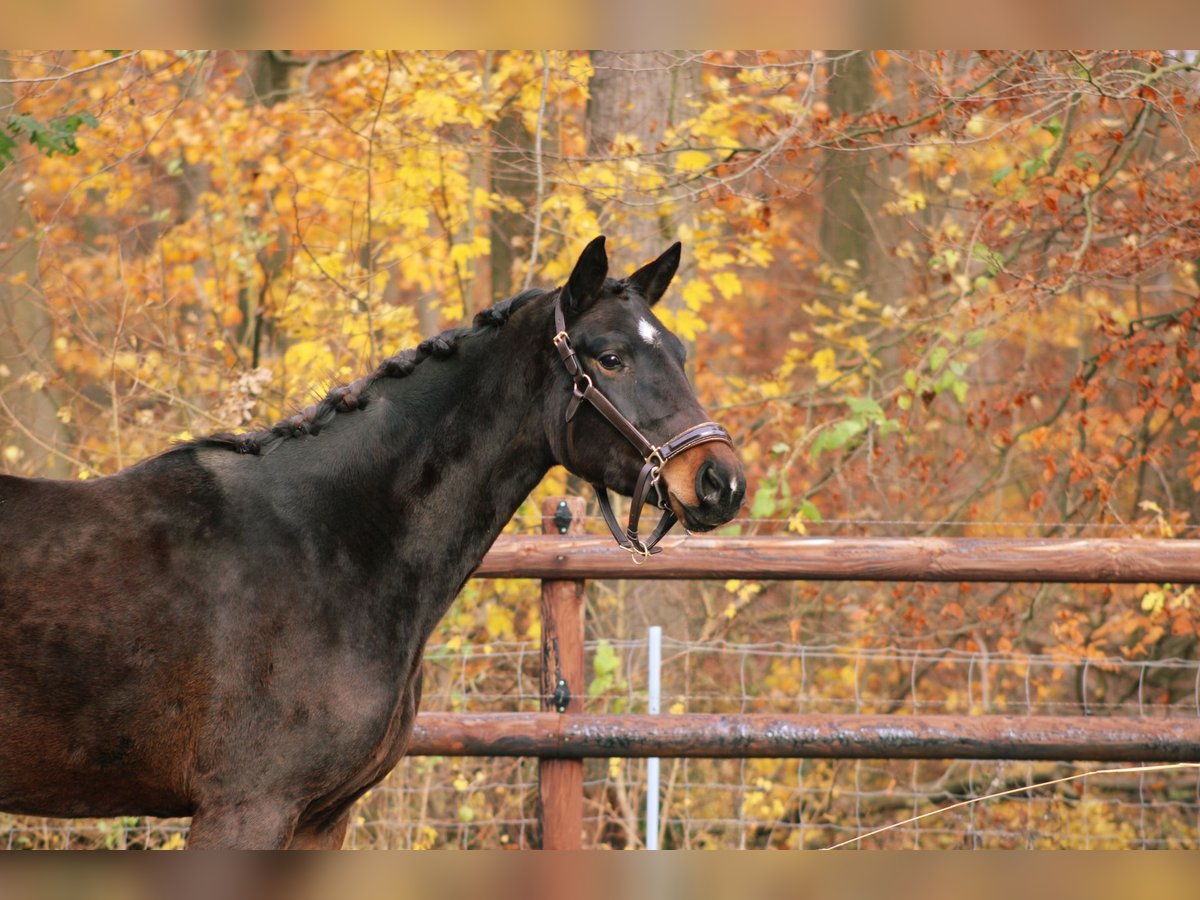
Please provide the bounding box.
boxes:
[0,237,745,848]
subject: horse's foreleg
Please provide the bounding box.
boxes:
[286,812,350,850]
[186,801,300,849]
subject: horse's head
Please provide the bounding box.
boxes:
[545,236,745,546]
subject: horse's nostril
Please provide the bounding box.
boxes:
[697,461,724,505]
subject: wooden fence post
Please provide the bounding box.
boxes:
[538,495,586,849]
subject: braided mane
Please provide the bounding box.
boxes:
[187,288,548,457]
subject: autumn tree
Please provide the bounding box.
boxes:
[4,49,1200,849]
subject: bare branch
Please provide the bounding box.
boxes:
[522,51,550,292]
[0,51,140,86]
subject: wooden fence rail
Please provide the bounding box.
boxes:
[409,712,1200,762]
[476,534,1200,583]
[426,500,1200,849]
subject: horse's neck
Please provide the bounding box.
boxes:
[288,310,556,623]
[381,321,554,538]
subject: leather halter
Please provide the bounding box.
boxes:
[552,294,734,558]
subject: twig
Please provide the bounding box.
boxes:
[0,393,92,474]
[823,762,1200,849]
[0,51,140,86]
[268,51,356,69]
[363,51,392,364]
[522,51,550,291]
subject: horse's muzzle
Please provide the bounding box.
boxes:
[664,442,746,532]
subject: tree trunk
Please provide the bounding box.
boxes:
[240,52,294,361]
[0,56,70,476]
[489,77,538,302]
[587,51,700,262]
[819,51,875,279]
[242,51,292,108]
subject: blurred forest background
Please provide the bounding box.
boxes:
[3,50,1200,849]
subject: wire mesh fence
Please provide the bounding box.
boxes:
[5,626,1199,848]
[354,635,1200,849]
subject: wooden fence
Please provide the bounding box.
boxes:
[407,498,1200,849]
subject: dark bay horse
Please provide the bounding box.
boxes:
[0,237,744,848]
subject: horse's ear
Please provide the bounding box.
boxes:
[562,235,608,319]
[627,242,681,306]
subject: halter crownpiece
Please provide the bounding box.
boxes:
[552,294,734,557]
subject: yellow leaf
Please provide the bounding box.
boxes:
[672,308,708,341]
[851,290,880,310]
[682,280,713,311]
[675,150,711,172]
[484,603,514,640]
[712,271,742,299]
[811,348,838,385]
[1141,590,1165,614]
[158,833,186,851]
[284,340,334,375]
[449,242,478,267]
[609,132,643,155]
[567,55,593,84]
[397,207,430,230]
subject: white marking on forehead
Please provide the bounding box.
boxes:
[638,318,661,346]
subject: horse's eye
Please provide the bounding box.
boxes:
[597,352,623,371]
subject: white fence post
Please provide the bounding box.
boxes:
[646,625,662,850]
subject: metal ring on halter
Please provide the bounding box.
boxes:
[572,372,592,397]
[625,528,656,560]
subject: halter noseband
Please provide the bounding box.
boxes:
[552,294,734,558]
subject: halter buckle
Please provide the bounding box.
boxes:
[552,330,572,350]
[648,466,670,509]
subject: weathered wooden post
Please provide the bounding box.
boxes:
[538,496,586,849]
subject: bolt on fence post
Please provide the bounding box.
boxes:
[538,496,586,849]
[646,625,662,850]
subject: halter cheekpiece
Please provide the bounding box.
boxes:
[552,293,734,558]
